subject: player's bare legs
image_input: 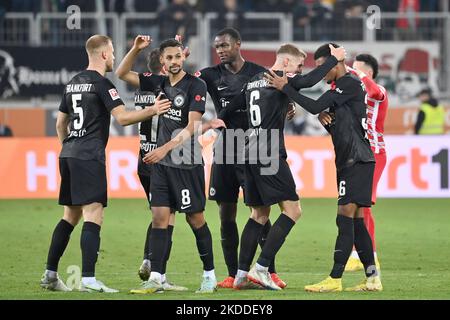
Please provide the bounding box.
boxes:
[185,212,217,293]
[41,205,82,291]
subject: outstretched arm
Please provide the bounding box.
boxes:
[281,84,335,115]
[115,35,152,87]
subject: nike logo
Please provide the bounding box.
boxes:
[217,86,228,91]
[180,205,191,210]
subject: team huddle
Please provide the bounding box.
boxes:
[40,27,387,294]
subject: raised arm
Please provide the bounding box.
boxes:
[115,35,152,87]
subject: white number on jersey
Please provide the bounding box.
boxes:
[72,94,84,130]
[249,90,262,127]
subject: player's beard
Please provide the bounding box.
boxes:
[169,65,181,75]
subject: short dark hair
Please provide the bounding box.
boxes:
[147,48,162,73]
[159,39,183,54]
[355,54,379,79]
[314,43,339,60]
[216,28,241,42]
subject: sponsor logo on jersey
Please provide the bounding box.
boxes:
[142,72,152,77]
[217,85,228,91]
[195,94,205,102]
[108,88,120,100]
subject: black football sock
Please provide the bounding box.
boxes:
[161,225,174,275]
[143,222,152,260]
[192,223,215,271]
[46,219,75,272]
[220,220,239,277]
[330,215,354,279]
[149,228,168,274]
[257,214,295,268]
[354,217,377,277]
[238,218,264,272]
[259,220,277,273]
[80,222,101,277]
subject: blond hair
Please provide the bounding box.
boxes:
[85,35,112,56]
[276,44,307,59]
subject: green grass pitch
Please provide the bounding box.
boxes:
[0,198,449,300]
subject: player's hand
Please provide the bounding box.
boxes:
[318,111,333,126]
[330,44,346,62]
[143,146,169,164]
[264,69,288,91]
[345,65,366,78]
[152,93,171,115]
[287,103,296,121]
[209,119,226,129]
[175,34,191,58]
[133,35,151,51]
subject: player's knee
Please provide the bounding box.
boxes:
[185,212,206,229]
[250,208,270,225]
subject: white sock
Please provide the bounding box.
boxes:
[203,269,216,279]
[350,251,360,259]
[82,277,97,286]
[45,270,57,279]
[236,269,248,278]
[161,274,167,283]
[255,263,268,272]
[150,272,162,283]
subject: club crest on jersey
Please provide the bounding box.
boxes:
[108,88,120,100]
[174,94,185,107]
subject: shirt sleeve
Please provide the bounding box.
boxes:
[282,76,359,114]
[58,90,69,113]
[361,76,385,101]
[189,78,207,114]
[138,72,165,91]
[96,78,124,112]
[288,56,338,90]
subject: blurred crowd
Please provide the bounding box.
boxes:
[1,0,448,42]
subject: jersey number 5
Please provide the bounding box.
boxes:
[72,94,84,130]
[249,90,262,127]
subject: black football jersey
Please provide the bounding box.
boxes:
[139,72,206,169]
[134,88,159,176]
[196,61,266,130]
[59,70,124,163]
[282,73,375,170]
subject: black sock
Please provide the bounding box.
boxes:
[192,223,214,271]
[46,219,74,272]
[330,215,354,279]
[259,220,277,273]
[257,214,295,268]
[354,218,377,277]
[238,218,264,272]
[161,225,174,275]
[149,228,168,274]
[143,222,152,260]
[220,220,239,277]
[80,222,101,277]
